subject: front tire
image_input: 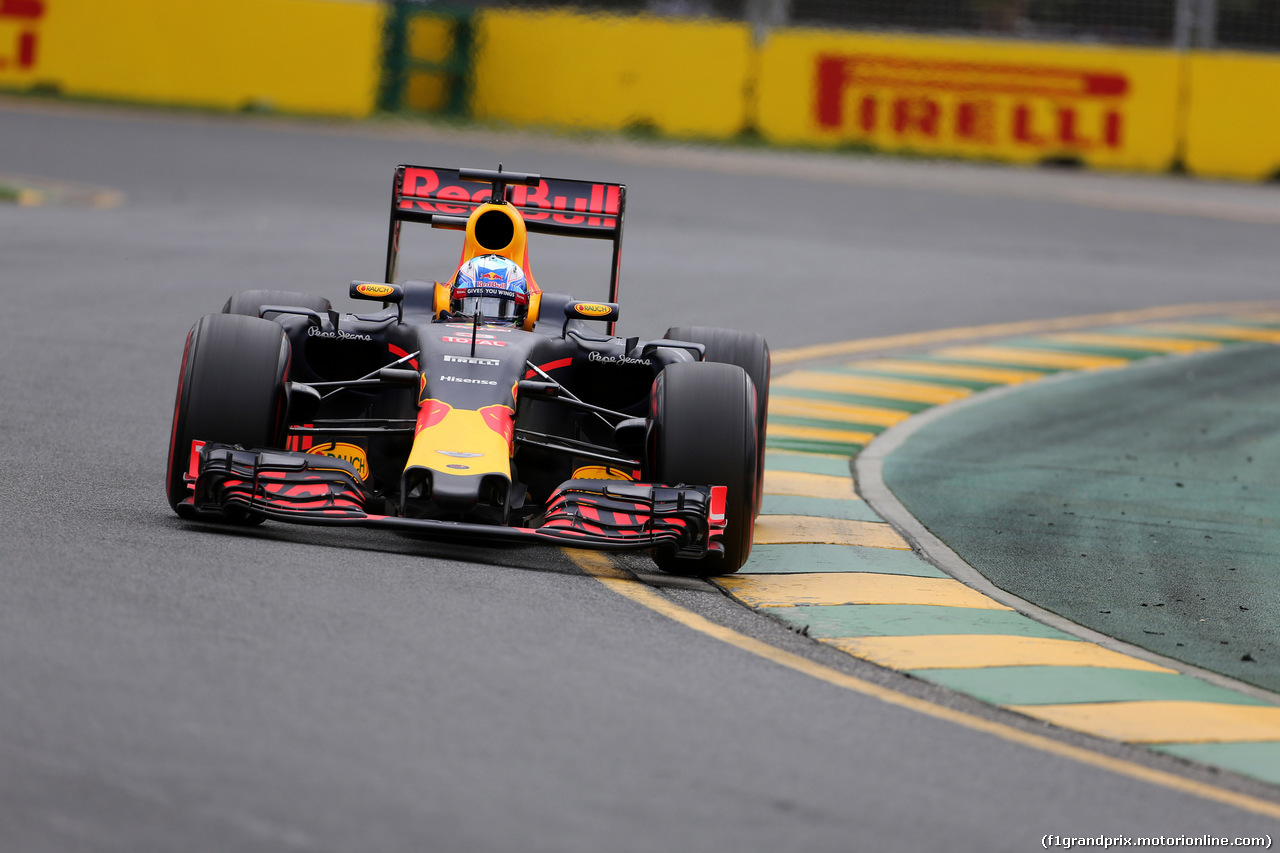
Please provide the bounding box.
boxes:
[665,326,770,516]
[166,313,291,518]
[650,362,757,575]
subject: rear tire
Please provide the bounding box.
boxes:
[665,326,770,516]
[650,362,757,575]
[166,313,291,519]
[223,289,331,319]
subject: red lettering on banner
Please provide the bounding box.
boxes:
[1012,105,1049,146]
[588,184,604,226]
[552,196,587,225]
[859,96,877,133]
[517,181,551,221]
[0,1,44,18]
[0,0,44,71]
[1104,111,1123,148]
[435,184,471,214]
[956,100,997,144]
[892,97,940,137]
[1057,107,1093,149]
[400,167,439,212]
[813,53,1130,155]
[814,55,849,128]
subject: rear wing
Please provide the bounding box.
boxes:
[385,165,627,305]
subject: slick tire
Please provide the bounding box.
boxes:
[665,326,770,517]
[223,289,332,319]
[650,361,757,575]
[166,313,291,520]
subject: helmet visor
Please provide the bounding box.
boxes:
[457,295,522,322]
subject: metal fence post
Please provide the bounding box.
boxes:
[1174,0,1194,50]
[743,0,790,45]
[378,0,411,112]
[1193,0,1218,49]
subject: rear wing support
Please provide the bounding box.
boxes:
[384,165,627,329]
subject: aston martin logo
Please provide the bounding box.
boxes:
[436,450,483,458]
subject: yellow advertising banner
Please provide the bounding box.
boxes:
[0,0,384,117]
[756,29,1182,172]
[1183,52,1280,180]
[471,9,752,139]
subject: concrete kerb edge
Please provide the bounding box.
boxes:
[853,351,1280,708]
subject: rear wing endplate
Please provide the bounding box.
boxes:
[385,165,627,306]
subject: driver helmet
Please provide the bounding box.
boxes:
[451,255,528,325]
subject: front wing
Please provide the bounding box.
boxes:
[181,444,727,556]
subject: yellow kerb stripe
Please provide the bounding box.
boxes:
[717,573,1005,609]
[753,516,909,549]
[769,396,911,428]
[847,358,1044,385]
[566,548,1280,821]
[1144,323,1280,344]
[775,371,972,405]
[1039,332,1223,354]
[930,345,1130,370]
[765,424,876,446]
[1010,701,1280,744]
[763,470,858,500]
[822,635,1175,672]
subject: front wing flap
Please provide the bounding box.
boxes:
[182,444,726,556]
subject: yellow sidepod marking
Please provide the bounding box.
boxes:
[406,408,511,477]
[1011,702,1280,744]
[929,346,1130,371]
[768,397,912,427]
[718,573,1008,609]
[564,549,1280,822]
[774,371,973,405]
[754,516,910,549]
[1038,332,1224,354]
[765,423,877,446]
[849,358,1044,385]
[1144,323,1280,344]
[823,635,1177,672]
[763,470,859,500]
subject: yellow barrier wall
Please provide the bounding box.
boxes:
[470,9,752,138]
[5,2,1279,181]
[1184,52,1280,180]
[756,29,1182,172]
[0,0,383,117]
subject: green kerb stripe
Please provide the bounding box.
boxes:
[739,544,942,576]
[1152,742,1280,786]
[914,666,1271,707]
[758,603,1068,638]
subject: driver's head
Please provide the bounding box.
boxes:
[451,255,528,325]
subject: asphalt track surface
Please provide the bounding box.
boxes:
[5,98,1280,851]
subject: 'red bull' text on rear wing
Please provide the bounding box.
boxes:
[385,164,627,306]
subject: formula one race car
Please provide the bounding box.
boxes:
[166,164,770,574]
